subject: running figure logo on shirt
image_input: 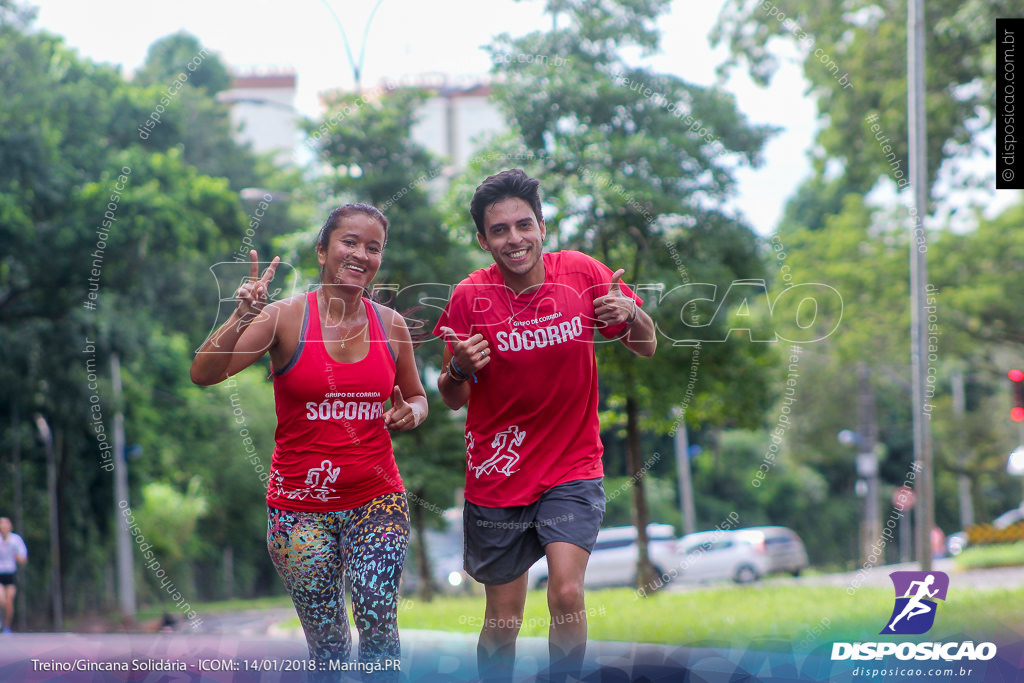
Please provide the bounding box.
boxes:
[472,425,525,478]
[271,460,342,503]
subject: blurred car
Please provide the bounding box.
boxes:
[676,526,809,584]
[993,506,1024,528]
[735,526,810,577]
[526,523,679,590]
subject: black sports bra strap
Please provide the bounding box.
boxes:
[367,300,397,364]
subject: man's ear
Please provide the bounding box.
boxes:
[477,231,491,252]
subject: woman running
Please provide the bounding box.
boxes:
[191,204,425,680]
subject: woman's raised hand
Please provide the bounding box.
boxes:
[236,249,280,320]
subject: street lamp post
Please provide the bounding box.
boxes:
[112,354,136,620]
[839,364,883,566]
[32,414,63,630]
[907,0,934,575]
[672,412,697,536]
[840,429,880,566]
[319,0,386,93]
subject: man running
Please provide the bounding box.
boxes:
[434,169,656,682]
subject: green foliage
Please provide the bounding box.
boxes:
[687,429,838,563]
[0,6,294,625]
[762,186,1024,557]
[713,0,1017,199]
[602,475,680,530]
[931,202,1024,348]
[133,31,231,95]
[133,478,208,595]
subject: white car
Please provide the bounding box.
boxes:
[675,526,809,584]
[527,524,679,590]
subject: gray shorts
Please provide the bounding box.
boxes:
[463,478,605,585]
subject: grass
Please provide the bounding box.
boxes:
[954,541,1024,570]
[390,584,1024,651]
[136,593,293,622]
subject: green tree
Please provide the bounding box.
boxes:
[710,0,1024,561]
[133,31,231,95]
[762,195,1024,559]
[712,0,1017,200]
[133,478,208,602]
[0,4,297,624]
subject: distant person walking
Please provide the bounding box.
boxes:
[0,517,28,634]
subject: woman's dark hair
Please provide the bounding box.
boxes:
[469,168,543,236]
[316,203,389,252]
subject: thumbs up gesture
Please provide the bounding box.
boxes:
[594,268,638,327]
[384,385,416,432]
[439,325,491,375]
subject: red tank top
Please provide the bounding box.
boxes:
[267,291,403,512]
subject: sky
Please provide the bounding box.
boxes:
[29,0,818,236]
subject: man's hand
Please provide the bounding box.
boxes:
[439,326,491,377]
[593,268,637,327]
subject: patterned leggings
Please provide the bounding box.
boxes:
[267,492,410,677]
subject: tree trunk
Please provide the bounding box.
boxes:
[223,546,234,600]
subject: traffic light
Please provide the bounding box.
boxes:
[1010,369,1024,422]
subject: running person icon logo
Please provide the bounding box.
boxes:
[881,571,949,635]
[273,460,343,503]
[471,425,526,478]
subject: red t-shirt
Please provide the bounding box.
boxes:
[268,291,404,512]
[433,250,642,507]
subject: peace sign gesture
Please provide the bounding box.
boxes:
[236,250,280,320]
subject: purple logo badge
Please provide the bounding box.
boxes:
[881,571,949,635]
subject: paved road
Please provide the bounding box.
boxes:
[2,627,1021,683]
[0,630,837,683]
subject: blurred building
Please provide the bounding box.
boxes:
[220,70,507,176]
[219,69,299,167]
[318,74,506,177]
[404,76,505,174]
